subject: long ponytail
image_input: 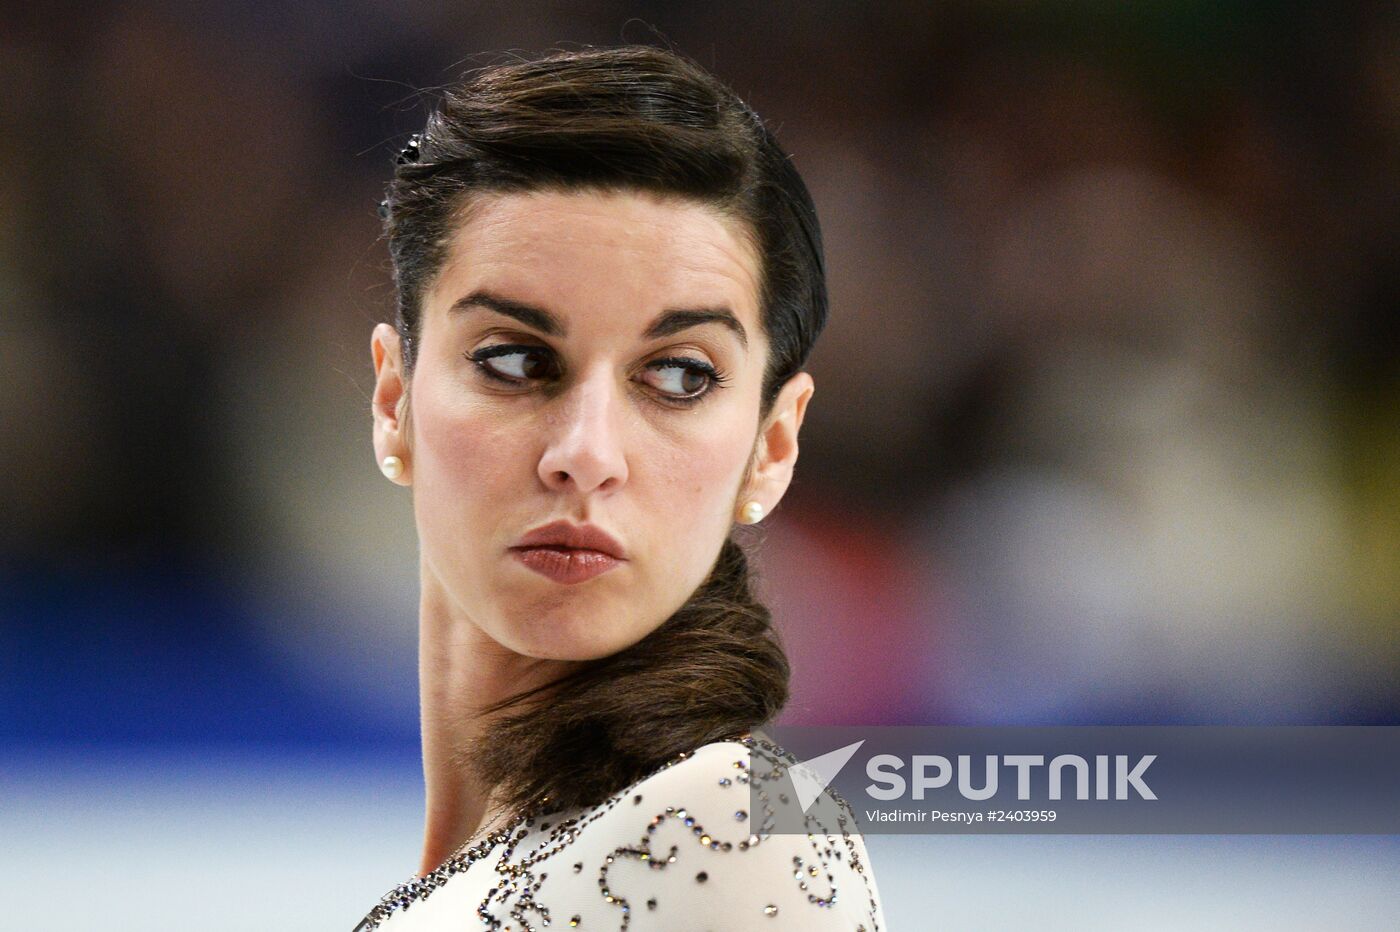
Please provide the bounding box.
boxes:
[469,535,788,816]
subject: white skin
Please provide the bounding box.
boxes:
[370,188,813,874]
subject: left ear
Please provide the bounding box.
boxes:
[743,371,815,516]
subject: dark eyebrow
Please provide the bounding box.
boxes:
[449,290,564,336]
[448,289,748,351]
[643,308,748,350]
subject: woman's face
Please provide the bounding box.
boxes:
[372,189,811,661]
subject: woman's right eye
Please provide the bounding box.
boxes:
[467,344,558,383]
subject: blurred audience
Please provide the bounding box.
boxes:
[2,1,1395,747]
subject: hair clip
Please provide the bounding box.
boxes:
[395,133,422,166]
[377,197,391,220]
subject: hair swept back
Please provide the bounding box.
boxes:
[380,44,825,817]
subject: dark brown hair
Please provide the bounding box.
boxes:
[380,45,827,817]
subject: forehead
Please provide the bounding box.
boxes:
[426,188,763,337]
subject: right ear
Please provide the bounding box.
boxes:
[371,322,412,485]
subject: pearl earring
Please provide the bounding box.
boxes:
[380,455,404,480]
[740,501,764,524]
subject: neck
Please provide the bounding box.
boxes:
[416,565,579,875]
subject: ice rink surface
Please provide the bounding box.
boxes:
[4,748,1397,931]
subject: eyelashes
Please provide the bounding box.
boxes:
[465,343,729,406]
[469,344,559,382]
[644,355,729,399]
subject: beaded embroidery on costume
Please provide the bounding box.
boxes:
[352,734,884,931]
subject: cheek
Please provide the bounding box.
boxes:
[648,428,752,564]
[649,416,740,494]
[408,382,525,547]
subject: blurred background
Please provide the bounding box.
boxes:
[2,1,1397,929]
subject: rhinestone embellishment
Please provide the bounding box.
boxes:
[351,734,883,930]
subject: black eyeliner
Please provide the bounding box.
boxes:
[463,345,727,403]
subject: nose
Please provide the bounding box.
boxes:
[537,366,630,495]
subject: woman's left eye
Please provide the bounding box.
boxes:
[640,357,727,401]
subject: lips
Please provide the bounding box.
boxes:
[509,520,627,585]
[511,520,626,559]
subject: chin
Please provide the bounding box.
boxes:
[497,610,642,663]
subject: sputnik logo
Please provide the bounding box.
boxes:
[789,740,866,813]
